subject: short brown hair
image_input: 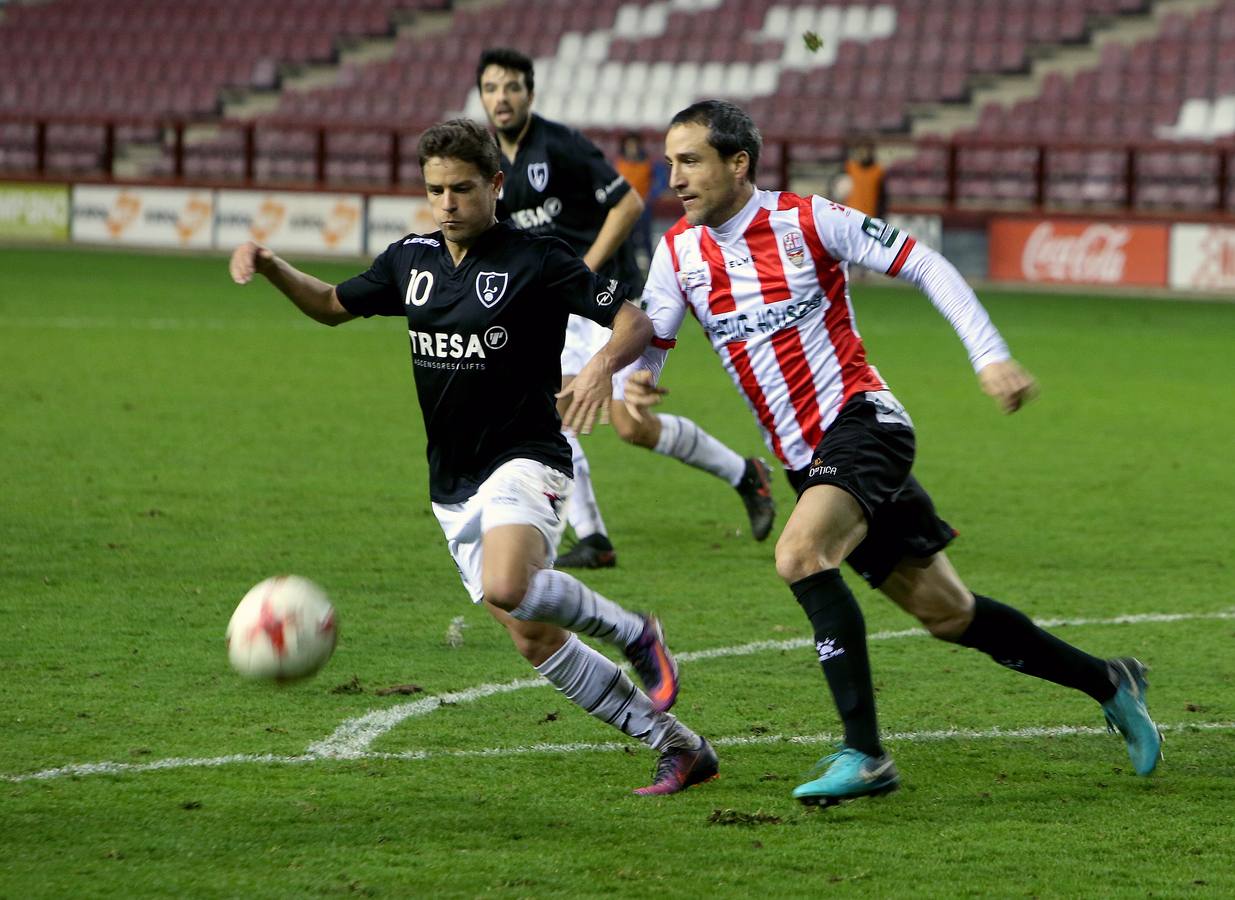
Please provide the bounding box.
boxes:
[417,119,500,179]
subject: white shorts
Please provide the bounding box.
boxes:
[431,458,572,603]
[560,313,610,377]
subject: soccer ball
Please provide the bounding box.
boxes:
[226,575,338,681]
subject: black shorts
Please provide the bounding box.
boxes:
[786,393,956,589]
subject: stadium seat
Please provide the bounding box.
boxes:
[1,0,1228,215]
[1210,96,1235,136]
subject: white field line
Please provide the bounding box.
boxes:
[7,721,1233,784]
[5,608,1233,784]
[304,676,546,759]
[309,609,1235,759]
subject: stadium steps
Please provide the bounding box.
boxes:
[219,3,456,122]
[911,0,1225,139]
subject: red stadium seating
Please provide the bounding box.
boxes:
[0,0,448,176]
[3,0,1232,214]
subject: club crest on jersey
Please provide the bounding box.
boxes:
[783,230,806,267]
[475,272,509,308]
[527,162,550,192]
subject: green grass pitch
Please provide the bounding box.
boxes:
[2,246,1233,897]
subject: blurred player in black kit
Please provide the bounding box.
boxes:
[477,47,775,569]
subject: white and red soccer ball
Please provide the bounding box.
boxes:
[226,575,337,681]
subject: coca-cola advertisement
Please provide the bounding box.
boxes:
[989,218,1169,287]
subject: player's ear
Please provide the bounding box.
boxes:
[491,169,504,195]
[730,150,751,184]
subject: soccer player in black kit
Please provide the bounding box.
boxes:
[228,118,718,795]
[477,47,776,569]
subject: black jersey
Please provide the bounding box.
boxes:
[497,114,642,290]
[336,220,630,504]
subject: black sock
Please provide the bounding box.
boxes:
[958,595,1115,702]
[791,569,883,757]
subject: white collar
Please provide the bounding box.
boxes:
[708,187,764,242]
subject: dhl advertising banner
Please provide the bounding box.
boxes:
[1168,224,1235,292]
[366,195,435,256]
[988,218,1169,288]
[72,185,214,247]
[0,182,69,240]
[215,190,363,256]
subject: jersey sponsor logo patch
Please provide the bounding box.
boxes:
[677,266,709,292]
[475,272,509,308]
[808,456,838,478]
[509,199,560,230]
[403,236,440,247]
[783,230,806,267]
[595,277,619,307]
[703,293,823,342]
[483,325,508,350]
[527,162,550,192]
[408,329,487,359]
[860,215,900,248]
[595,174,625,204]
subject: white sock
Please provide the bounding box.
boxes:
[563,430,607,540]
[654,414,746,486]
[510,569,643,647]
[537,634,699,751]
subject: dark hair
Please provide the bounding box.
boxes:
[476,47,534,94]
[417,119,501,179]
[670,99,761,181]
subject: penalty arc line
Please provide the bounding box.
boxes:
[5,608,1232,783]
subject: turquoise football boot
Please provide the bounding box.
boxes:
[793,747,900,807]
[1102,657,1163,776]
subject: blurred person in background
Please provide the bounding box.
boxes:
[840,139,886,219]
[477,48,775,570]
[616,130,655,270]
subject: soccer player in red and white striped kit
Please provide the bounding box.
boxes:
[620,100,1162,804]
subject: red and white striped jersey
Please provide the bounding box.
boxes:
[629,188,1010,471]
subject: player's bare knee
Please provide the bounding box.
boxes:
[775,531,841,584]
[482,574,531,612]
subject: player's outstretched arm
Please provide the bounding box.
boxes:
[228,241,354,326]
[559,301,653,434]
[978,358,1039,413]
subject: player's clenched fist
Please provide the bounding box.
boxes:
[229,241,274,285]
[978,358,1039,414]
